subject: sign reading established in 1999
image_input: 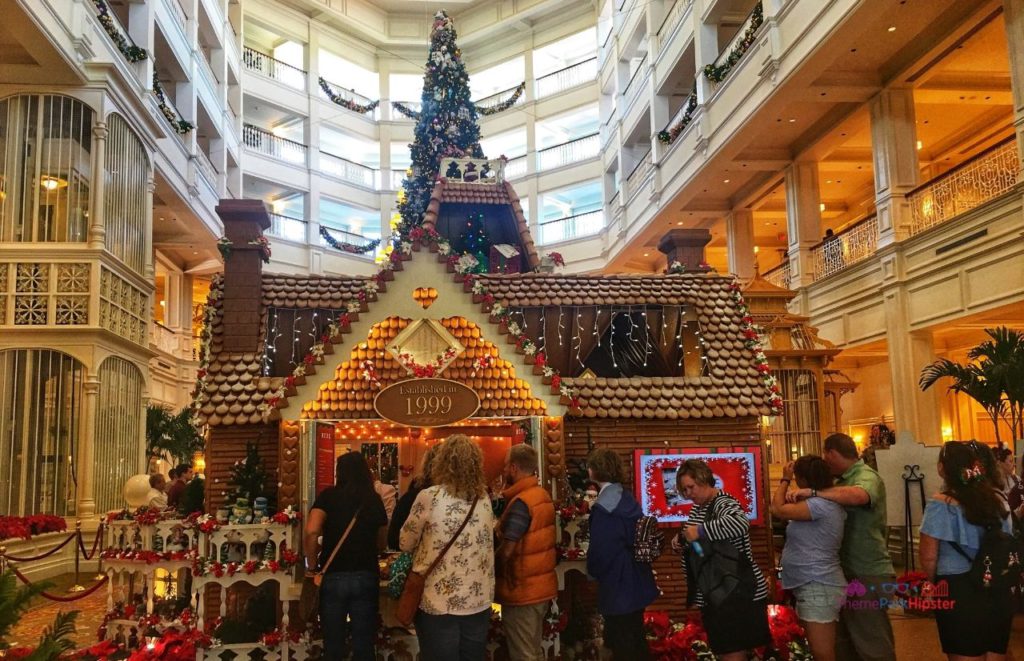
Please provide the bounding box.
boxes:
[373,378,480,427]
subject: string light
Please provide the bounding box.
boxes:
[557,308,564,347]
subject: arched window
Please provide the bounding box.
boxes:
[0,349,85,516]
[105,114,149,274]
[0,95,93,243]
[95,356,144,512]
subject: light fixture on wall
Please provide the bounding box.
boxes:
[40,176,68,191]
[192,451,206,476]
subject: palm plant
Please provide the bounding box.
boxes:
[920,326,1024,441]
[0,570,78,660]
[146,404,204,466]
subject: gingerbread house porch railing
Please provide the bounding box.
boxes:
[440,156,506,184]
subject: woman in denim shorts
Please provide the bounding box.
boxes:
[771,456,847,661]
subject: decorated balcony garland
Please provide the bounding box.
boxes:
[191,547,301,578]
[318,225,381,254]
[657,90,698,145]
[391,101,421,121]
[318,77,380,114]
[476,81,526,116]
[702,2,764,84]
[93,0,148,63]
[728,282,784,415]
[152,73,195,135]
[395,346,460,377]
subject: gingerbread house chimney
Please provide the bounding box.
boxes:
[658,228,711,272]
[216,199,271,353]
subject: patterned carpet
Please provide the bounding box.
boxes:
[7,573,109,650]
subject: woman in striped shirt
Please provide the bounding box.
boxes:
[673,459,770,661]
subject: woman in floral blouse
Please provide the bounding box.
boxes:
[400,434,494,660]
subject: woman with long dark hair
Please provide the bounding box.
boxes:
[771,455,846,661]
[303,451,387,660]
[920,441,1013,660]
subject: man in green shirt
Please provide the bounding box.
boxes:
[788,433,896,661]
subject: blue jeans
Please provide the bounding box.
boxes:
[415,607,490,661]
[318,570,379,661]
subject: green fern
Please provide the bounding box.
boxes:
[24,610,77,661]
[0,569,49,649]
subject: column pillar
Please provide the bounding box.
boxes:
[523,38,536,104]
[692,11,719,105]
[1003,0,1024,167]
[77,375,101,517]
[89,122,108,249]
[726,208,756,280]
[145,176,155,280]
[784,161,821,288]
[869,88,919,245]
[884,290,943,444]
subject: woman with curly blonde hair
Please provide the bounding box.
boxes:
[400,435,494,660]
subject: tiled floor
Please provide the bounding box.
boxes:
[8,573,1024,657]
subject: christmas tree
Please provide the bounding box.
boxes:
[225,443,271,506]
[455,213,489,271]
[397,10,485,231]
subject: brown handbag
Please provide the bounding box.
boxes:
[396,496,479,627]
[299,508,361,624]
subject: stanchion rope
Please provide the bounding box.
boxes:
[77,523,104,561]
[0,532,77,562]
[8,565,109,602]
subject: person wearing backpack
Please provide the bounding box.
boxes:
[673,459,771,661]
[920,440,1017,660]
[585,448,658,660]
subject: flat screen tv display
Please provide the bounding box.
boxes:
[633,447,764,525]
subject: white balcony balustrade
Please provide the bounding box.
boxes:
[622,54,648,109]
[243,124,307,165]
[908,138,1020,236]
[440,157,506,184]
[318,79,380,119]
[811,216,879,281]
[504,155,527,180]
[475,84,526,114]
[163,0,188,36]
[535,58,598,99]
[320,151,376,189]
[656,0,694,44]
[708,3,764,90]
[538,210,604,245]
[390,169,408,190]
[319,225,379,257]
[763,262,791,290]
[267,213,307,243]
[243,47,307,90]
[195,149,218,189]
[537,133,599,171]
[625,150,653,199]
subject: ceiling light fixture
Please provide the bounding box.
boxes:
[819,203,826,212]
[888,25,896,32]
[788,118,796,123]
[916,140,923,150]
[723,179,730,183]
[643,252,649,257]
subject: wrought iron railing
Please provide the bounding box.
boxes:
[537,133,599,171]
[907,138,1020,236]
[242,47,306,90]
[538,210,604,245]
[535,58,598,99]
[267,213,306,242]
[811,216,879,281]
[320,151,376,188]
[242,124,307,164]
[625,150,653,199]
[763,262,791,290]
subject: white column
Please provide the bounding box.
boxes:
[145,176,155,280]
[692,10,719,105]
[76,375,101,517]
[523,38,536,104]
[869,88,919,245]
[883,291,943,444]
[1003,0,1024,167]
[88,122,108,249]
[784,161,821,288]
[726,208,756,280]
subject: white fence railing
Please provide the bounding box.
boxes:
[625,150,653,199]
[439,157,506,184]
[504,155,527,180]
[195,149,217,189]
[811,216,879,281]
[268,213,306,243]
[763,262,791,290]
[243,47,306,90]
[538,210,604,245]
[537,133,599,171]
[622,54,648,107]
[320,151,376,189]
[242,124,307,165]
[163,0,188,36]
[535,58,598,99]
[907,138,1020,236]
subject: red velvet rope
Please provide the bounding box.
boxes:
[8,565,109,602]
[0,532,76,562]
[77,524,104,560]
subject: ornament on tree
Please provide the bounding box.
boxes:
[455,213,490,271]
[224,443,274,511]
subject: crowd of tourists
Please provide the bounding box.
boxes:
[144,463,196,510]
[301,432,1022,661]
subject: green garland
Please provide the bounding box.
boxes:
[93,0,147,63]
[657,89,698,145]
[476,82,526,116]
[153,72,195,134]
[319,77,380,114]
[319,226,381,254]
[391,101,421,121]
[702,2,764,84]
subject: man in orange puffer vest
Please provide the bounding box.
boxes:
[496,444,558,661]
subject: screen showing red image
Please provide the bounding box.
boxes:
[634,447,764,525]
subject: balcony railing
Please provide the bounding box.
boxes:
[811,216,879,281]
[150,321,180,356]
[475,84,526,113]
[538,210,604,245]
[267,213,306,242]
[537,133,599,171]
[320,151,376,189]
[708,2,764,88]
[243,47,306,90]
[319,79,380,118]
[623,54,648,101]
[390,169,408,190]
[194,149,217,189]
[242,124,307,164]
[440,157,506,184]
[504,155,527,180]
[163,0,188,36]
[763,262,791,290]
[657,0,694,39]
[535,58,598,99]
[625,150,653,199]
[319,225,380,257]
[908,138,1020,236]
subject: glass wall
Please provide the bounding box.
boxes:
[105,114,150,275]
[95,357,144,512]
